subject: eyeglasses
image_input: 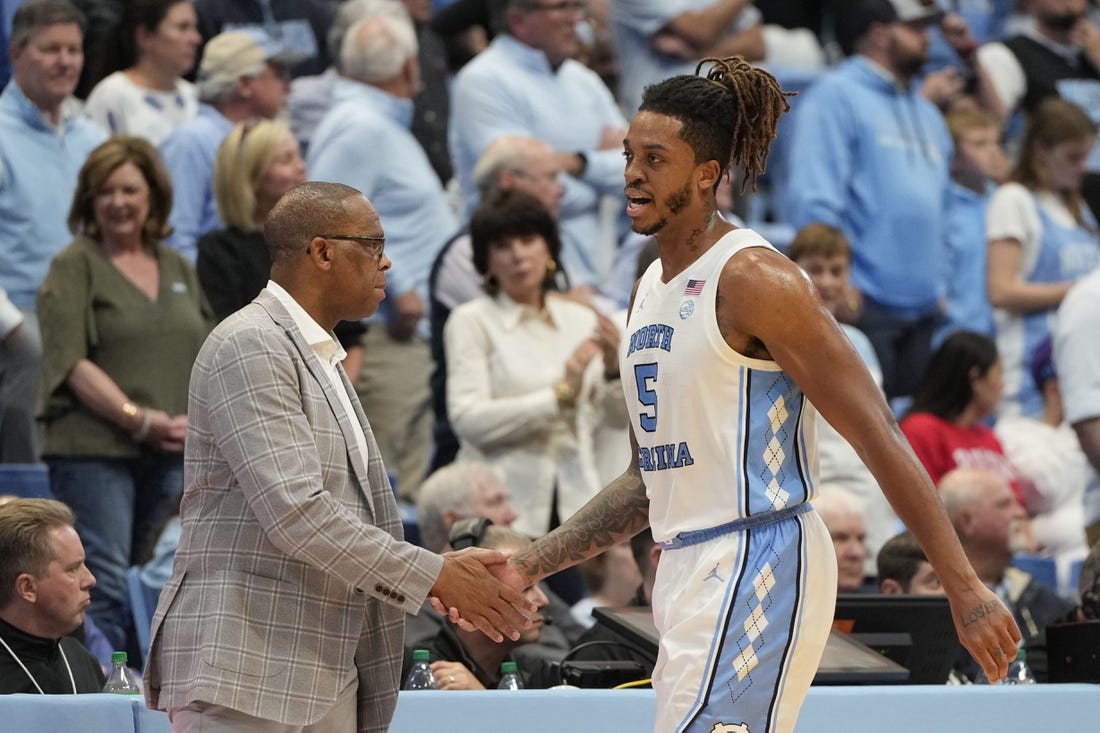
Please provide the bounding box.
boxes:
[524,0,585,14]
[311,234,386,260]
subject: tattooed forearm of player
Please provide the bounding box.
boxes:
[512,469,649,580]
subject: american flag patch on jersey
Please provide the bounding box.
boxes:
[684,279,706,295]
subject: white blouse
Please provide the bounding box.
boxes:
[444,291,626,537]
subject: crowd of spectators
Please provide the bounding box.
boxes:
[2,0,1100,693]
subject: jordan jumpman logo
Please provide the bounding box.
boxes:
[705,563,724,582]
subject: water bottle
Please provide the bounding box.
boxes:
[497,660,524,689]
[403,649,438,690]
[102,651,142,695]
[999,648,1036,685]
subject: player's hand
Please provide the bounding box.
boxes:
[429,548,537,643]
[947,584,1022,684]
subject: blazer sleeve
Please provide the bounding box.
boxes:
[202,324,443,613]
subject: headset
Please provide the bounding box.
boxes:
[448,516,494,550]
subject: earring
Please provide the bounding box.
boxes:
[483,272,498,290]
[546,260,558,275]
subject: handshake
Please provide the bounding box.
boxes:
[427,545,539,642]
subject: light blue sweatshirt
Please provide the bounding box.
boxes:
[0,82,105,309]
[785,56,953,316]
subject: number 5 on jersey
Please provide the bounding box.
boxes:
[634,362,658,432]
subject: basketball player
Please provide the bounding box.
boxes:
[444,58,1021,733]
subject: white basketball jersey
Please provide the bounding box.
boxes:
[621,228,819,543]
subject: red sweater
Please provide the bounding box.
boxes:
[899,412,1024,503]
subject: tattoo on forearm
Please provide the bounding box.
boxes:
[962,599,1002,628]
[513,471,649,579]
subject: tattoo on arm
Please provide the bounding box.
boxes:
[513,468,649,580]
[962,599,1003,628]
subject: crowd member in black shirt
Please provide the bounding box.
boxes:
[0,498,105,694]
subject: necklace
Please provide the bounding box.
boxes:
[0,632,77,694]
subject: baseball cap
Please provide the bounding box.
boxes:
[836,0,945,55]
[198,29,301,87]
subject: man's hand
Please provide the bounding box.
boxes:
[940,12,977,58]
[388,289,424,341]
[429,548,537,643]
[920,67,965,109]
[1072,17,1100,62]
[947,584,1022,683]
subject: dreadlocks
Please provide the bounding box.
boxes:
[639,56,794,193]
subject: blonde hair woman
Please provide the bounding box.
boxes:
[196,118,307,321]
[195,119,366,362]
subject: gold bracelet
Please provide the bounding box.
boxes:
[122,401,140,426]
[554,380,577,407]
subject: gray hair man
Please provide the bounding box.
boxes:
[160,29,294,261]
[0,0,104,462]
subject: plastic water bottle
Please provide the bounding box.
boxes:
[403,649,438,690]
[497,660,524,689]
[1000,649,1036,685]
[102,651,142,695]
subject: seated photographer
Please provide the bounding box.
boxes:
[403,518,555,689]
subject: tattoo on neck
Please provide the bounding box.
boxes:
[685,225,706,252]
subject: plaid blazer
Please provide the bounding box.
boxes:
[144,289,443,730]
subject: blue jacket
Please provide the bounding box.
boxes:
[785,56,952,316]
[0,83,104,309]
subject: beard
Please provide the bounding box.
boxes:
[890,42,928,80]
[631,179,693,236]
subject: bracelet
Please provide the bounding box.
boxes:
[131,407,153,442]
[554,380,578,407]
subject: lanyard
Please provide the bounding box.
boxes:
[0,633,77,694]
